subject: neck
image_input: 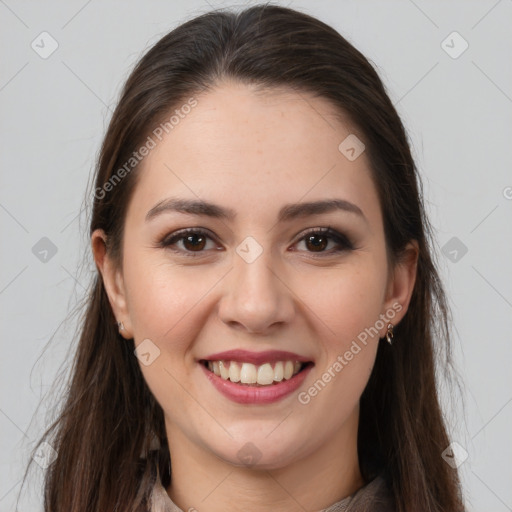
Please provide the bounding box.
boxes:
[165,408,364,512]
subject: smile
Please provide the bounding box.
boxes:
[203,360,306,386]
[199,350,314,404]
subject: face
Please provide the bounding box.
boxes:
[93,81,416,471]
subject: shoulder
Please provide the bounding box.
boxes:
[149,475,183,512]
[344,474,395,512]
[148,469,395,512]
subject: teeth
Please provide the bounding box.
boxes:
[218,360,229,380]
[257,363,275,385]
[206,359,304,386]
[283,361,294,380]
[228,361,241,382]
[274,361,284,382]
[240,363,257,384]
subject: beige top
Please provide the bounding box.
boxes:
[149,473,395,512]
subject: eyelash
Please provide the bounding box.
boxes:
[158,226,354,258]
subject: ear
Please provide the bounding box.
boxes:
[91,229,133,339]
[380,240,419,334]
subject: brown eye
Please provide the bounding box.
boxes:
[305,233,328,252]
[160,228,219,257]
[295,227,354,256]
[182,233,207,251]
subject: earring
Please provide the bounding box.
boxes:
[385,323,394,345]
[117,321,125,331]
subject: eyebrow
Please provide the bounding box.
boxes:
[145,197,367,224]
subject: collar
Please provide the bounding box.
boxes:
[149,472,393,512]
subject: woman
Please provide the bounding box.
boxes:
[25,4,465,511]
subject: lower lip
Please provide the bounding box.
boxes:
[200,363,313,404]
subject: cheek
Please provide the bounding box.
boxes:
[124,248,387,354]
[124,259,213,411]
[295,268,383,424]
[123,253,217,345]
[296,261,387,345]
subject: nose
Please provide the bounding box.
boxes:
[217,247,295,335]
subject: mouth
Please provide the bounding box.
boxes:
[200,359,314,387]
[199,349,315,404]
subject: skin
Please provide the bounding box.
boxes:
[92,81,418,512]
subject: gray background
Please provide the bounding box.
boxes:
[1,0,511,510]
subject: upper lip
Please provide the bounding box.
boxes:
[202,349,313,365]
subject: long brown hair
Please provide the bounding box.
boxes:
[22,4,465,511]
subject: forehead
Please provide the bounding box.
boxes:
[128,81,380,227]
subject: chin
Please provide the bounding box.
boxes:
[209,435,303,471]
